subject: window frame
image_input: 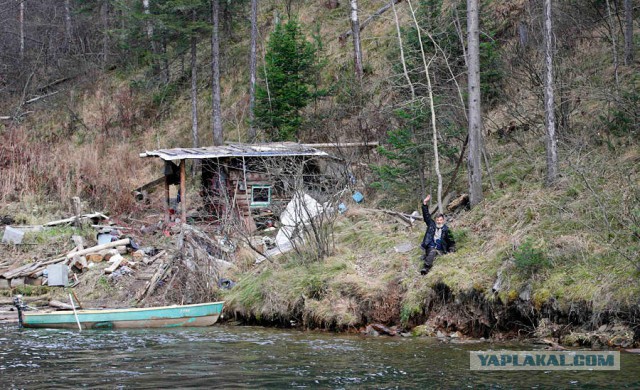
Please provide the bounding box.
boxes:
[250,185,272,207]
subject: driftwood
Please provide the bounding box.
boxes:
[339,0,403,43]
[66,238,130,259]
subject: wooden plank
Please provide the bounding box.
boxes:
[43,212,108,227]
[143,250,166,265]
[180,159,186,223]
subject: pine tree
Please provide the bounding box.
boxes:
[255,18,319,141]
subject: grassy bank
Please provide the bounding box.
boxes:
[222,138,639,344]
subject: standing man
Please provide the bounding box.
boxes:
[420,194,456,275]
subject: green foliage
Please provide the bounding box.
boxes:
[255,18,323,141]
[370,109,427,207]
[513,238,550,274]
[14,285,48,296]
[600,88,640,137]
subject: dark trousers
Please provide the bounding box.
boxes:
[421,247,441,272]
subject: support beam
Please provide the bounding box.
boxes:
[165,173,171,222]
[180,159,187,223]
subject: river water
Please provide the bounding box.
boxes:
[1,323,639,389]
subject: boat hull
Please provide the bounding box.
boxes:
[22,301,224,330]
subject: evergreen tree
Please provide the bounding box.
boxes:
[255,18,319,141]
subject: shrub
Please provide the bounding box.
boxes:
[513,238,550,274]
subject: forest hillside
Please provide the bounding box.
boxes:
[0,0,638,342]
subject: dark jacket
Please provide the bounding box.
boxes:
[421,204,456,253]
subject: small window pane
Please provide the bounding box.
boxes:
[251,186,271,206]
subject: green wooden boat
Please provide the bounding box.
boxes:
[15,300,224,330]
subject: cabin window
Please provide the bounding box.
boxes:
[251,185,271,207]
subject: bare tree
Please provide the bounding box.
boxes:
[19,0,25,59]
[191,10,199,162]
[543,0,558,186]
[467,0,483,207]
[142,0,158,64]
[407,0,443,213]
[624,0,634,66]
[64,0,73,47]
[605,0,620,90]
[248,0,258,142]
[349,0,364,80]
[211,0,223,146]
[101,0,109,69]
[391,0,425,195]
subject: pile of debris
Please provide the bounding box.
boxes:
[0,210,243,309]
[0,212,167,291]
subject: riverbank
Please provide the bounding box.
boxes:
[1,140,639,347]
[219,139,639,347]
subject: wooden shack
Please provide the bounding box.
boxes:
[140,142,333,231]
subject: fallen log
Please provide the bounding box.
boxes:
[66,238,130,259]
[49,300,75,310]
[447,193,469,212]
[24,90,61,105]
[362,208,423,224]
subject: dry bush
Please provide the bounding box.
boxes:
[0,123,149,216]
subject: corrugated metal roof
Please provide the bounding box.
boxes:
[140,142,330,161]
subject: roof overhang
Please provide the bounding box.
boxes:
[140,142,330,162]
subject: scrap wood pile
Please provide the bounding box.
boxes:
[0,212,168,294]
[134,224,238,305]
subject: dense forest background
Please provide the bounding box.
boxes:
[0,0,637,224]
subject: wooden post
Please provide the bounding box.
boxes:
[180,159,187,224]
[164,173,171,222]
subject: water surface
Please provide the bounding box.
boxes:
[1,324,638,388]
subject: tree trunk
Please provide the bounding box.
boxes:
[392,0,423,194]
[248,0,258,142]
[543,0,558,186]
[407,0,442,213]
[466,0,483,207]
[142,0,158,58]
[190,15,199,156]
[605,0,620,90]
[101,1,109,69]
[349,0,364,80]
[64,0,73,47]
[623,0,633,66]
[161,38,170,84]
[211,0,223,146]
[19,0,25,60]
[391,0,415,101]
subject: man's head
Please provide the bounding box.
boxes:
[435,214,445,228]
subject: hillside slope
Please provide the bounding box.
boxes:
[0,0,638,343]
